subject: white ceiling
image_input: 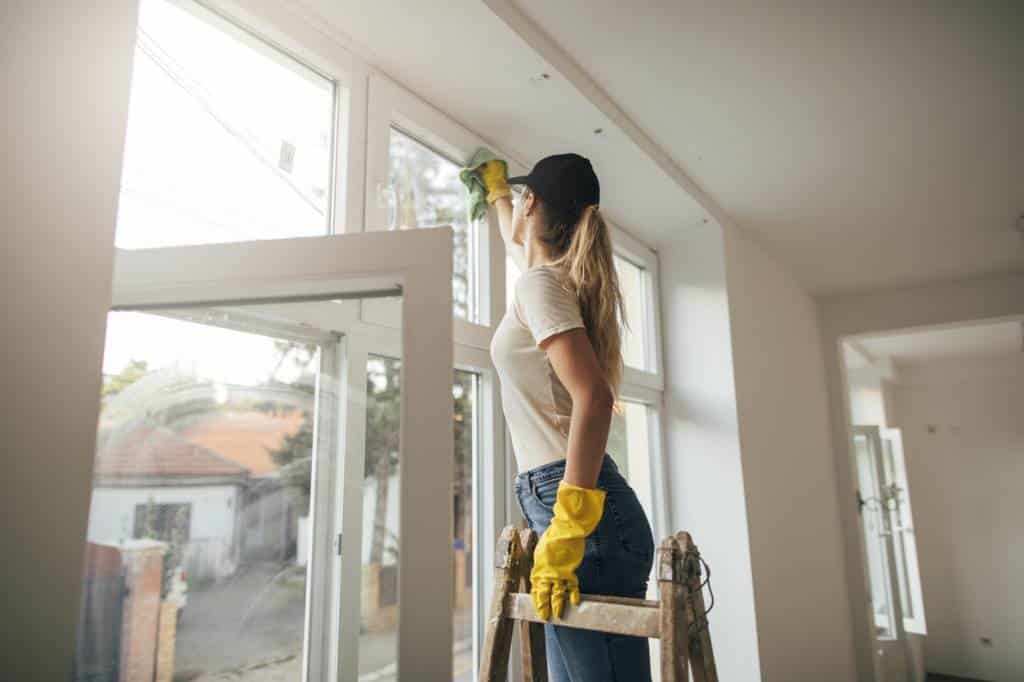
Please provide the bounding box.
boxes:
[855,319,1024,366]
[306,0,707,241]
[307,0,1023,295]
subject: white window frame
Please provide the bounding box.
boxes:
[608,221,665,389]
[185,0,365,239]
[604,225,670,547]
[109,3,672,681]
[111,228,455,681]
[363,73,541,674]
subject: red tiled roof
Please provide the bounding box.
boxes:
[95,420,248,478]
[181,410,305,475]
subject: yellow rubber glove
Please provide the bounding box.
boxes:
[477,159,511,204]
[530,480,606,620]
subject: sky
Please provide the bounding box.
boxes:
[104,0,336,386]
[103,311,308,387]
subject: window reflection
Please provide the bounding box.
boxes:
[388,128,476,321]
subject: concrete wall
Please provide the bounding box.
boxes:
[1,2,138,678]
[890,354,1024,682]
[659,224,762,681]
[818,273,1024,682]
[722,226,858,681]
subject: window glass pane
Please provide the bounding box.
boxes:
[388,128,475,321]
[853,434,897,639]
[453,370,478,679]
[505,255,521,311]
[615,255,648,370]
[607,401,654,533]
[117,0,336,249]
[359,362,479,680]
[362,354,401,677]
[79,311,321,680]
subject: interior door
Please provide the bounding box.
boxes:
[878,428,927,637]
[852,425,912,681]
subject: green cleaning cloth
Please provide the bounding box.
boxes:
[459,147,507,222]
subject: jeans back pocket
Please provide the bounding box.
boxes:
[530,475,561,512]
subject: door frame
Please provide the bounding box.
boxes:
[110,226,455,681]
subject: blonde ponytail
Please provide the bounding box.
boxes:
[550,205,628,416]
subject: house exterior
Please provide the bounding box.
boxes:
[89,420,250,582]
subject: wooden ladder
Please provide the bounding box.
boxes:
[479,524,718,682]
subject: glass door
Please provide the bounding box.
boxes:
[878,428,927,636]
[852,425,913,681]
[75,228,455,682]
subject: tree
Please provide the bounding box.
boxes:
[100,359,149,407]
[365,356,401,564]
[260,340,318,512]
[388,132,472,319]
[452,372,474,554]
[266,416,314,512]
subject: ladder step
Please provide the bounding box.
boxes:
[507,593,661,639]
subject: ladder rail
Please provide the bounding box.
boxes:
[479,525,718,682]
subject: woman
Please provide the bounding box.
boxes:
[482,153,656,682]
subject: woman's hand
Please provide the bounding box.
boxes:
[530,480,607,620]
[479,159,511,204]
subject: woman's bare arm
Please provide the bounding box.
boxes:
[540,327,614,488]
[492,196,528,272]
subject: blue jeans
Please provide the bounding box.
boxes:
[514,453,655,682]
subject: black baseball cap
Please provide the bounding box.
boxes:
[507,153,600,220]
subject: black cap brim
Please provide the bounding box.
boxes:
[506,175,529,185]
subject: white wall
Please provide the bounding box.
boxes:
[1,2,138,679]
[819,273,1024,682]
[846,366,892,428]
[890,354,1024,682]
[659,223,762,681]
[722,226,858,681]
[88,484,239,545]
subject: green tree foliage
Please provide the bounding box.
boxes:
[267,416,314,511]
[366,356,401,563]
[452,372,474,549]
[100,359,149,407]
[261,340,319,511]
[388,130,472,319]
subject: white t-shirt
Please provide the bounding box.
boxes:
[490,262,586,473]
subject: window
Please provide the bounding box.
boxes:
[388,127,476,320]
[85,310,322,678]
[452,370,479,678]
[614,254,649,371]
[134,502,191,543]
[362,354,401,675]
[116,0,338,249]
[607,400,656,585]
[72,5,668,678]
[505,255,521,311]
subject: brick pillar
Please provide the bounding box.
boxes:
[154,601,179,682]
[119,540,166,682]
[453,548,468,609]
